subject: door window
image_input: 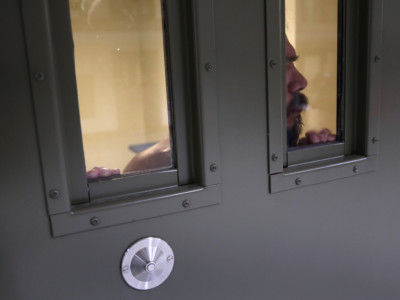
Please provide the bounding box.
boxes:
[69,0,174,177]
[285,0,341,149]
[266,0,382,192]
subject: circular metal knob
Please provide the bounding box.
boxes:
[121,237,174,290]
[146,262,156,273]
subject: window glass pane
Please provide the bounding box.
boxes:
[69,0,173,178]
[285,0,340,148]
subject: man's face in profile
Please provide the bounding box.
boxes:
[285,38,308,146]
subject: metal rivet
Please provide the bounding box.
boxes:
[167,255,174,263]
[122,265,129,273]
[353,166,359,173]
[49,189,60,199]
[205,63,214,72]
[90,217,101,226]
[269,60,277,69]
[374,56,381,63]
[34,72,45,81]
[295,178,302,186]
[271,154,279,161]
[372,137,379,144]
[210,163,218,172]
[182,199,191,208]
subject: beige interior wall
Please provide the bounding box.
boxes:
[69,0,169,170]
[286,0,338,136]
[285,0,296,48]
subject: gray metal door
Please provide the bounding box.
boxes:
[1,0,400,299]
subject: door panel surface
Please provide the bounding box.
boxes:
[1,0,400,299]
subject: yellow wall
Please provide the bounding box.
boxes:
[286,0,338,136]
[69,0,170,170]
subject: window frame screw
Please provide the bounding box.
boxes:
[49,189,60,199]
[270,60,277,69]
[182,199,191,208]
[34,72,45,81]
[90,217,101,226]
[374,56,381,63]
[372,137,378,144]
[210,163,218,172]
[271,153,279,161]
[295,178,302,186]
[205,63,214,72]
[353,166,359,173]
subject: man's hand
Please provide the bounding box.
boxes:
[86,166,120,179]
[298,129,336,146]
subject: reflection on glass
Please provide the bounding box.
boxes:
[69,0,173,177]
[285,0,340,148]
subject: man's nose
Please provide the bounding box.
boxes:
[289,67,308,93]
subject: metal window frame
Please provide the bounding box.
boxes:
[21,0,221,236]
[266,0,383,193]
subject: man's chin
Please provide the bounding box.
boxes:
[287,112,301,128]
[287,112,304,147]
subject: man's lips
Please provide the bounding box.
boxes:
[287,93,308,112]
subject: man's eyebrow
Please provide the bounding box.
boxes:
[286,55,299,63]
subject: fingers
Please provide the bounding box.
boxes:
[86,168,100,179]
[306,130,320,144]
[319,129,329,143]
[327,134,336,142]
[303,129,337,145]
[319,128,337,143]
[297,137,308,146]
[86,166,121,179]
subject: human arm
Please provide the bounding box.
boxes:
[86,138,171,179]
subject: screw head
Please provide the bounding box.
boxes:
[353,166,359,173]
[269,60,277,69]
[167,255,174,263]
[34,72,45,81]
[271,154,279,161]
[205,63,214,72]
[295,178,302,186]
[374,56,381,63]
[122,265,129,273]
[49,189,60,199]
[210,163,218,172]
[90,217,101,226]
[372,137,378,144]
[182,199,191,208]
